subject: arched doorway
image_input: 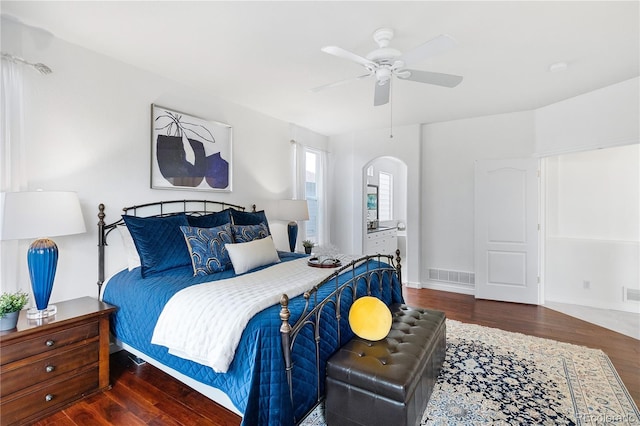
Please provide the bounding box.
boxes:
[362,157,408,276]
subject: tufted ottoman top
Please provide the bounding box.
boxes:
[326,304,446,403]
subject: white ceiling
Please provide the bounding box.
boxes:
[2,1,639,136]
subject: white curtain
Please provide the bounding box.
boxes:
[293,140,306,199]
[0,58,27,293]
[292,140,308,240]
[315,148,329,246]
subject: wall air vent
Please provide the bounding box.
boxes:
[623,287,640,302]
[428,268,475,286]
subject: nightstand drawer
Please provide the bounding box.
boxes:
[0,367,99,425]
[0,321,99,365]
[0,340,99,397]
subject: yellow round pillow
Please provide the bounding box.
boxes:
[348,296,392,341]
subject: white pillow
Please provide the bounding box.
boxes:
[118,224,141,271]
[226,236,280,275]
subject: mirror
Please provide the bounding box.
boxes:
[366,184,378,229]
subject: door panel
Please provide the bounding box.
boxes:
[487,169,527,243]
[475,159,540,304]
[487,251,526,286]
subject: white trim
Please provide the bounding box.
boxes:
[420,280,475,295]
[402,281,421,289]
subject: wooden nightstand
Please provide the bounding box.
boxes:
[0,297,115,425]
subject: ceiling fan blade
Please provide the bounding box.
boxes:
[310,73,371,93]
[374,81,390,106]
[321,46,377,68]
[398,69,463,88]
[398,34,457,67]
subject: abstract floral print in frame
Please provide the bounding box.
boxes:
[151,104,232,191]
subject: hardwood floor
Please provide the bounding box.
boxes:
[34,288,639,425]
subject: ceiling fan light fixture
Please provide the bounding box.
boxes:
[376,67,392,83]
[316,27,463,107]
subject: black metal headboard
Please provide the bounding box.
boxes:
[97,199,249,296]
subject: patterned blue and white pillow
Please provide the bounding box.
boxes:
[180,224,234,276]
[231,222,270,243]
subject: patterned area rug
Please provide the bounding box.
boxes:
[301,319,639,425]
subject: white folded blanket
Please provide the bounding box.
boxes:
[151,257,353,373]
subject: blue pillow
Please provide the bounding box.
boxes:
[122,213,191,277]
[180,224,234,275]
[187,209,232,228]
[230,209,270,234]
[231,223,270,243]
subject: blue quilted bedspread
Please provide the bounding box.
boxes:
[102,252,403,425]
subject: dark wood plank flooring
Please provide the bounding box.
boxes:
[34,288,639,425]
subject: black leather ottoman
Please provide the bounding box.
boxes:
[325,304,446,426]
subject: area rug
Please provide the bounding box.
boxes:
[301,319,639,425]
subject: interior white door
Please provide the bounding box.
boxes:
[474,158,540,304]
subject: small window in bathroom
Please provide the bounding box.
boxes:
[378,171,393,221]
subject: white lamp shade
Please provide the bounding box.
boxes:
[0,191,86,241]
[276,199,309,221]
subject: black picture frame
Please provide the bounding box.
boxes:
[151,104,232,192]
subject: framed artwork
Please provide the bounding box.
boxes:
[151,104,232,191]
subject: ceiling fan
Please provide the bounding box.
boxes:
[314,28,463,106]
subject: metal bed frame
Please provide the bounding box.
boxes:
[96,199,401,423]
[279,251,401,420]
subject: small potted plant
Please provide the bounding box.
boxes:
[0,290,29,331]
[302,240,314,255]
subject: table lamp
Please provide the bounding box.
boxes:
[0,191,86,318]
[276,199,309,252]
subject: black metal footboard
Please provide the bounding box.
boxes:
[279,251,402,423]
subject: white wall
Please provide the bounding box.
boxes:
[1,18,322,302]
[329,124,421,285]
[331,82,638,307]
[535,77,639,156]
[536,76,639,314]
[421,111,536,292]
[419,77,639,308]
[545,145,640,312]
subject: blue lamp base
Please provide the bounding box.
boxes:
[287,221,298,253]
[26,238,58,319]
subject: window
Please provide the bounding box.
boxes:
[294,142,327,246]
[378,171,393,221]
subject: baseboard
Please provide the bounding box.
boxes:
[419,281,475,295]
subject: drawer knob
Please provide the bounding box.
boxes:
[45,340,55,347]
[45,394,54,402]
[45,365,55,373]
